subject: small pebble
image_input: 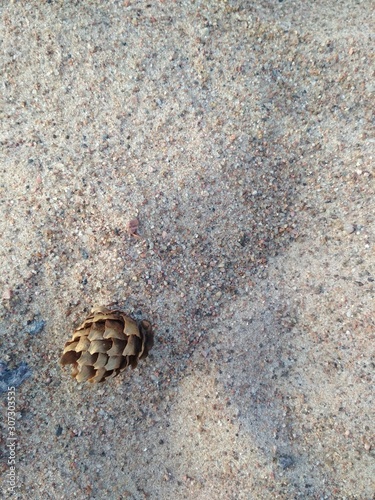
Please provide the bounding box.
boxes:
[278,455,294,469]
[2,288,12,300]
[0,361,32,393]
[344,223,355,234]
[80,248,89,259]
[25,319,46,335]
[127,218,139,236]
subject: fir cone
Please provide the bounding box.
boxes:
[60,307,153,383]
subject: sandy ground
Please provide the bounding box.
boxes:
[0,1,374,499]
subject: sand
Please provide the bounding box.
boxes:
[0,1,374,498]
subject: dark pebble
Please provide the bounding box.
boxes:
[278,454,295,469]
[80,248,89,259]
[25,319,46,335]
[0,361,32,393]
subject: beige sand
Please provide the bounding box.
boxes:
[1,1,374,498]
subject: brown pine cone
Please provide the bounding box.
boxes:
[60,307,153,383]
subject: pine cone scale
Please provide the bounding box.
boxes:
[93,353,108,369]
[123,335,141,356]
[105,356,122,371]
[88,323,106,340]
[106,339,127,356]
[123,319,142,338]
[103,320,126,339]
[61,350,80,366]
[76,365,96,383]
[87,339,113,354]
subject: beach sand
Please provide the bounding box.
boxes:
[1,1,374,498]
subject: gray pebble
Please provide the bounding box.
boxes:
[344,223,355,234]
[278,454,295,469]
[0,361,32,393]
[80,248,89,259]
[25,319,46,335]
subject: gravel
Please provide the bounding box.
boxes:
[0,1,374,499]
